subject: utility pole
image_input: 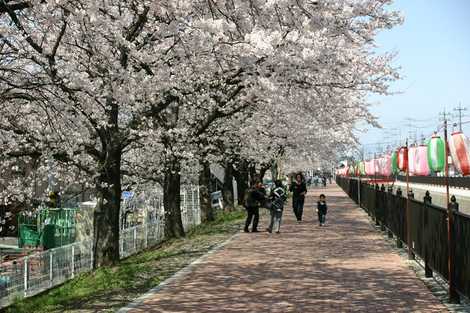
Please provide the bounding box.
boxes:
[405,138,412,260]
[404,118,418,144]
[454,102,466,132]
[441,109,460,303]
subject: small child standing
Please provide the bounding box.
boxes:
[317,194,328,226]
[267,180,287,234]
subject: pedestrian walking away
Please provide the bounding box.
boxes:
[317,194,328,226]
[243,180,266,233]
[267,180,287,234]
[290,173,307,222]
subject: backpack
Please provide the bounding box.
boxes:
[271,187,286,212]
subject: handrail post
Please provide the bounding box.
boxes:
[50,251,53,286]
[444,118,460,303]
[24,256,28,296]
[423,193,433,278]
[71,245,75,279]
[358,177,361,208]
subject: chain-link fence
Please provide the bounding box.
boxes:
[0,185,201,308]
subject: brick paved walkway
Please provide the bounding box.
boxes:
[122,185,447,312]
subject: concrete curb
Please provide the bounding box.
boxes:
[116,232,240,313]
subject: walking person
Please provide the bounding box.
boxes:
[290,173,307,222]
[317,194,328,226]
[267,180,287,234]
[244,180,266,233]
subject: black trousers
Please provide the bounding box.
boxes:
[292,197,305,221]
[245,206,259,231]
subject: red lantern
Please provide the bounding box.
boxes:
[450,132,470,176]
[398,147,408,171]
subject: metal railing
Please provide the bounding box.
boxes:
[0,185,201,308]
[337,176,470,302]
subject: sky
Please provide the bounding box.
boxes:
[359,0,470,157]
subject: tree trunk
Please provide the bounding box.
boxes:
[163,157,185,238]
[199,161,215,222]
[93,147,121,268]
[271,160,279,181]
[233,161,249,206]
[248,163,257,184]
[222,162,235,211]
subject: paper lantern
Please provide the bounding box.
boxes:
[337,168,345,176]
[408,146,417,175]
[398,147,408,171]
[355,162,363,176]
[377,157,385,176]
[358,161,366,176]
[377,157,384,176]
[365,160,374,176]
[428,135,445,172]
[382,155,392,177]
[364,161,370,176]
[391,151,399,174]
[348,165,355,176]
[414,145,430,176]
[386,155,393,176]
[373,158,380,175]
[449,132,470,176]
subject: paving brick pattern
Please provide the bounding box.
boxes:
[125,185,447,312]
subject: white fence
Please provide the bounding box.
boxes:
[0,186,201,308]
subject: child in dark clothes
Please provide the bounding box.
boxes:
[267,180,287,234]
[317,194,328,226]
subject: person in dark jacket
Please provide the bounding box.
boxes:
[317,194,328,226]
[290,173,307,222]
[244,180,266,233]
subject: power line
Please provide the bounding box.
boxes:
[454,102,467,132]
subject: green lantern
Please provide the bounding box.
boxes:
[359,161,366,176]
[348,165,355,176]
[427,135,445,172]
[391,151,399,174]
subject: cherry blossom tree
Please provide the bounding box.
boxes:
[0,0,402,266]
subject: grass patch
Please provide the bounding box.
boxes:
[5,210,245,313]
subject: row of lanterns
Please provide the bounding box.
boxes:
[338,131,470,177]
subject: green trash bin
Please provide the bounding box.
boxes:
[41,224,57,250]
[19,208,78,249]
[18,224,40,248]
